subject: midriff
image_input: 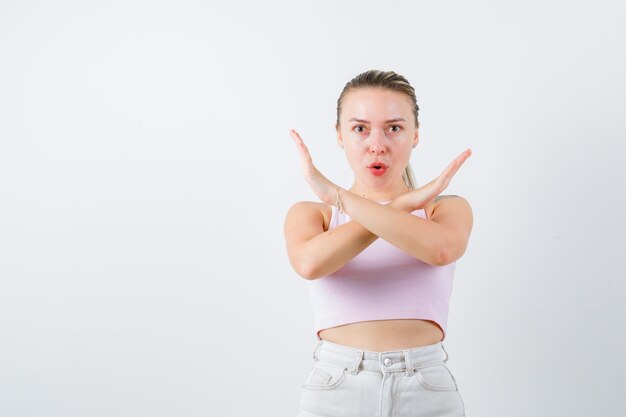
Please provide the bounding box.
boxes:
[318,318,444,352]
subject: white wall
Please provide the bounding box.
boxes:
[1,1,624,416]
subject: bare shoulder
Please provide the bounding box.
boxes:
[424,195,472,220]
[425,195,473,262]
[283,201,332,279]
[284,201,333,233]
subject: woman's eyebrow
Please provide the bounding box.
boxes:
[348,117,406,123]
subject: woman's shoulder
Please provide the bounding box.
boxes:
[285,201,333,232]
[424,194,471,220]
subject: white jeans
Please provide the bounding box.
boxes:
[297,339,465,417]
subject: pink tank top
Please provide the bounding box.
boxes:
[306,200,456,342]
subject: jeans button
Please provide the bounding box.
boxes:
[383,358,392,366]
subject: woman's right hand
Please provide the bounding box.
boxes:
[395,149,472,212]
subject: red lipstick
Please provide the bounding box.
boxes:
[367,162,388,176]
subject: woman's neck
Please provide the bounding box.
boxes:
[348,183,410,202]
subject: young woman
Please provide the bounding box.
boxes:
[284,70,473,417]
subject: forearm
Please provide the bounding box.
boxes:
[303,199,406,280]
[336,189,446,266]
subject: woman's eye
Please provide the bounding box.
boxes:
[389,125,401,133]
[354,125,366,133]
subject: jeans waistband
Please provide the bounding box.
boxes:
[312,339,449,377]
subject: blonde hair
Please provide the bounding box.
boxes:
[335,69,420,189]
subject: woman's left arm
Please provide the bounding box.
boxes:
[336,191,473,266]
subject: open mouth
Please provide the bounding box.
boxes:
[368,163,388,176]
[368,163,388,169]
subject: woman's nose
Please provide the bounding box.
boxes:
[369,129,387,153]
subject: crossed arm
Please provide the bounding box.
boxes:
[283,191,473,280]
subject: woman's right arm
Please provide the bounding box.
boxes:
[283,198,408,280]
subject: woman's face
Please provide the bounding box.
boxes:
[337,87,418,187]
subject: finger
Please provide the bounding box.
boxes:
[441,149,472,178]
[449,149,472,168]
[455,149,472,165]
[433,149,471,191]
[290,129,315,166]
[290,129,309,154]
[290,129,304,147]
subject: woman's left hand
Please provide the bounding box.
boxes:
[290,128,338,205]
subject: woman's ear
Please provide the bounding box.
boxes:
[336,125,344,149]
[412,128,419,148]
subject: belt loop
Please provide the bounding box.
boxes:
[403,350,414,377]
[348,350,364,375]
[313,339,323,361]
[440,343,449,363]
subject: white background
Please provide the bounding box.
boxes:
[1,1,625,416]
